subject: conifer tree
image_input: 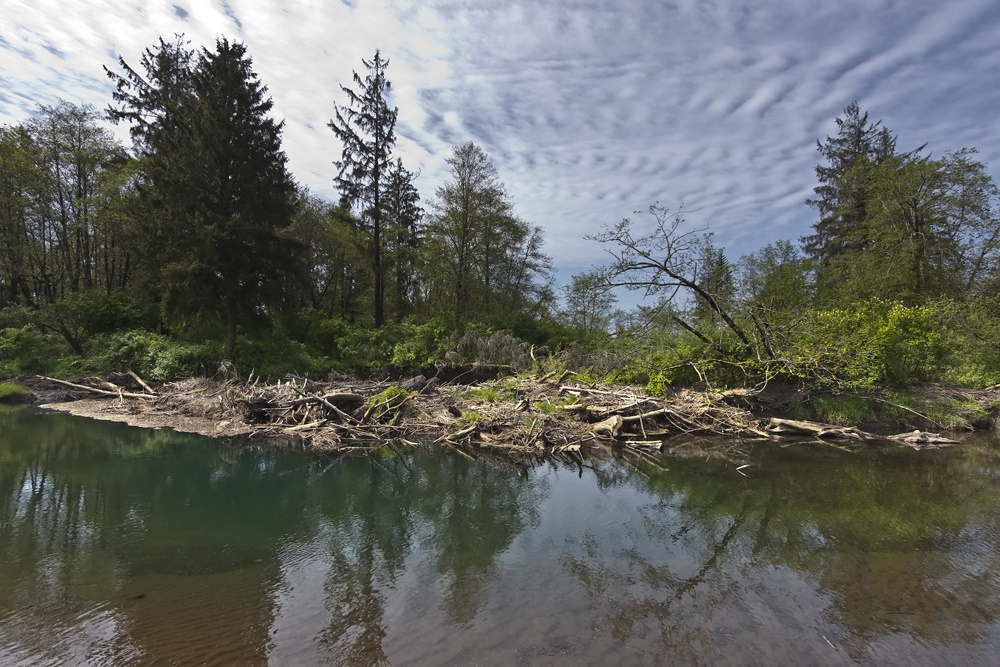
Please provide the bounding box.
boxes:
[108,37,297,354]
[383,158,423,320]
[329,50,397,327]
[803,102,896,267]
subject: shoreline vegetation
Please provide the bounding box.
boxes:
[3,39,1000,453]
[16,370,982,465]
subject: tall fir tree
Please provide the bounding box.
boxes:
[178,38,298,353]
[105,35,195,154]
[108,37,297,353]
[803,102,897,268]
[328,50,397,327]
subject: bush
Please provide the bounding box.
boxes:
[98,330,224,381]
[933,297,1000,387]
[0,325,57,375]
[232,335,324,380]
[329,318,447,376]
[791,299,944,386]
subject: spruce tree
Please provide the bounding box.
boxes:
[803,102,896,267]
[176,38,297,354]
[108,37,297,354]
[328,50,397,327]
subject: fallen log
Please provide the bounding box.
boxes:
[765,418,958,448]
[37,375,157,400]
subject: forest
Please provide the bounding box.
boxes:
[2,35,1000,404]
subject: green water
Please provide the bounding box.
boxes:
[1,407,998,666]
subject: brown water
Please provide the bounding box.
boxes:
[1,407,998,665]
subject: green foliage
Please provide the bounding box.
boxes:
[99,329,224,380]
[424,142,553,326]
[0,325,57,375]
[462,387,500,403]
[810,394,874,426]
[791,299,944,386]
[232,335,324,381]
[533,400,565,415]
[459,409,483,425]
[0,306,33,330]
[365,385,412,422]
[922,398,988,431]
[932,296,1000,387]
[328,318,446,376]
[533,396,578,415]
[0,382,30,398]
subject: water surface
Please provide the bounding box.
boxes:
[1,407,998,665]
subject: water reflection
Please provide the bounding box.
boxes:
[1,408,999,665]
[559,447,1000,664]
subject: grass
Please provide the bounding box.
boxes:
[459,410,483,426]
[533,396,579,415]
[462,387,500,403]
[0,382,30,399]
[919,398,988,430]
[796,393,876,426]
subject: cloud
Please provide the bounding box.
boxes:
[2,0,999,297]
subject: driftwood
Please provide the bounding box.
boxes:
[765,418,958,448]
[33,375,966,461]
[37,375,158,400]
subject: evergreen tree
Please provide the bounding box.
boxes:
[383,158,423,320]
[692,241,735,325]
[105,35,195,153]
[329,50,397,327]
[109,37,297,354]
[803,102,896,269]
[105,35,196,303]
[177,39,298,353]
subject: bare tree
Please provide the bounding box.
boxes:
[588,204,759,356]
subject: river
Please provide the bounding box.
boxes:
[1,407,998,665]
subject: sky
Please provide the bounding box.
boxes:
[3,0,1000,295]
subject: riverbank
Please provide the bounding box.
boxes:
[13,372,990,462]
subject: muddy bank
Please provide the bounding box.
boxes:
[22,373,987,462]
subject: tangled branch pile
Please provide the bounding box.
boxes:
[35,372,958,462]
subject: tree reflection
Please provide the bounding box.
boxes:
[0,409,309,666]
[310,448,544,662]
[559,445,1000,662]
[416,452,542,625]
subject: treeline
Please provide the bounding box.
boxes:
[1,34,999,390]
[567,102,1000,390]
[0,36,555,378]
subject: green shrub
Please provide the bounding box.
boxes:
[365,385,412,422]
[462,387,500,403]
[792,299,944,386]
[0,325,56,375]
[233,335,322,380]
[98,329,224,381]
